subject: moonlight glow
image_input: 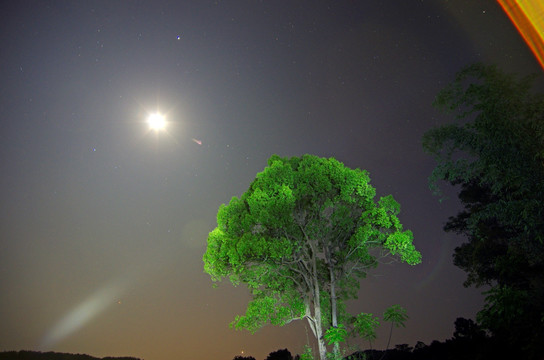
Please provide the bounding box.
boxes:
[147,112,167,131]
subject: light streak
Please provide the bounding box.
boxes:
[498,0,544,70]
[41,278,127,347]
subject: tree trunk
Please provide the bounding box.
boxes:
[325,245,340,359]
[304,302,327,360]
[310,242,328,360]
[313,296,327,360]
[329,265,340,358]
[378,323,394,360]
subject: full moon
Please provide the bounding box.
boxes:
[146,112,166,131]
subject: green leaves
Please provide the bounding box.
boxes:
[352,313,380,342]
[203,154,420,359]
[384,231,421,265]
[231,291,305,333]
[324,324,348,345]
[383,305,408,328]
[299,346,314,360]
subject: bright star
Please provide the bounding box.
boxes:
[146,112,166,131]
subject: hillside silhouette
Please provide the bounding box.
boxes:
[0,351,140,360]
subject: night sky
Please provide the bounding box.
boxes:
[1,1,542,360]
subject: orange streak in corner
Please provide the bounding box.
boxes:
[498,0,544,71]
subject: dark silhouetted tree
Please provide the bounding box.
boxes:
[233,356,256,360]
[423,63,544,359]
[266,349,293,360]
[0,352,140,360]
[452,317,486,341]
[204,154,421,360]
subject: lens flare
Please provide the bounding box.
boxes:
[41,279,126,347]
[498,0,544,70]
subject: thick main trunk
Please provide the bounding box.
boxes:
[304,303,327,360]
[310,241,328,360]
[330,265,340,358]
[313,296,327,360]
[303,274,328,360]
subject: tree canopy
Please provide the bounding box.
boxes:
[204,154,421,360]
[422,63,544,358]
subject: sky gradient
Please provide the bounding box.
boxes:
[1,1,542,360]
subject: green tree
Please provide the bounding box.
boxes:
[203,154,421,360]
[422,63,544,358]
[351,313,379,349]
[382,305,408,353]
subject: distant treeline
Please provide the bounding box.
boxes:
[0,320,515,360]
[0,351,140,360]
[233,318,518,360]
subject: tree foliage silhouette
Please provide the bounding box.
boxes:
[423,63,544,358]
[232,356,256,360]
[266,349,293,360]
[0,351,139,360]
[204,154,421,360]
